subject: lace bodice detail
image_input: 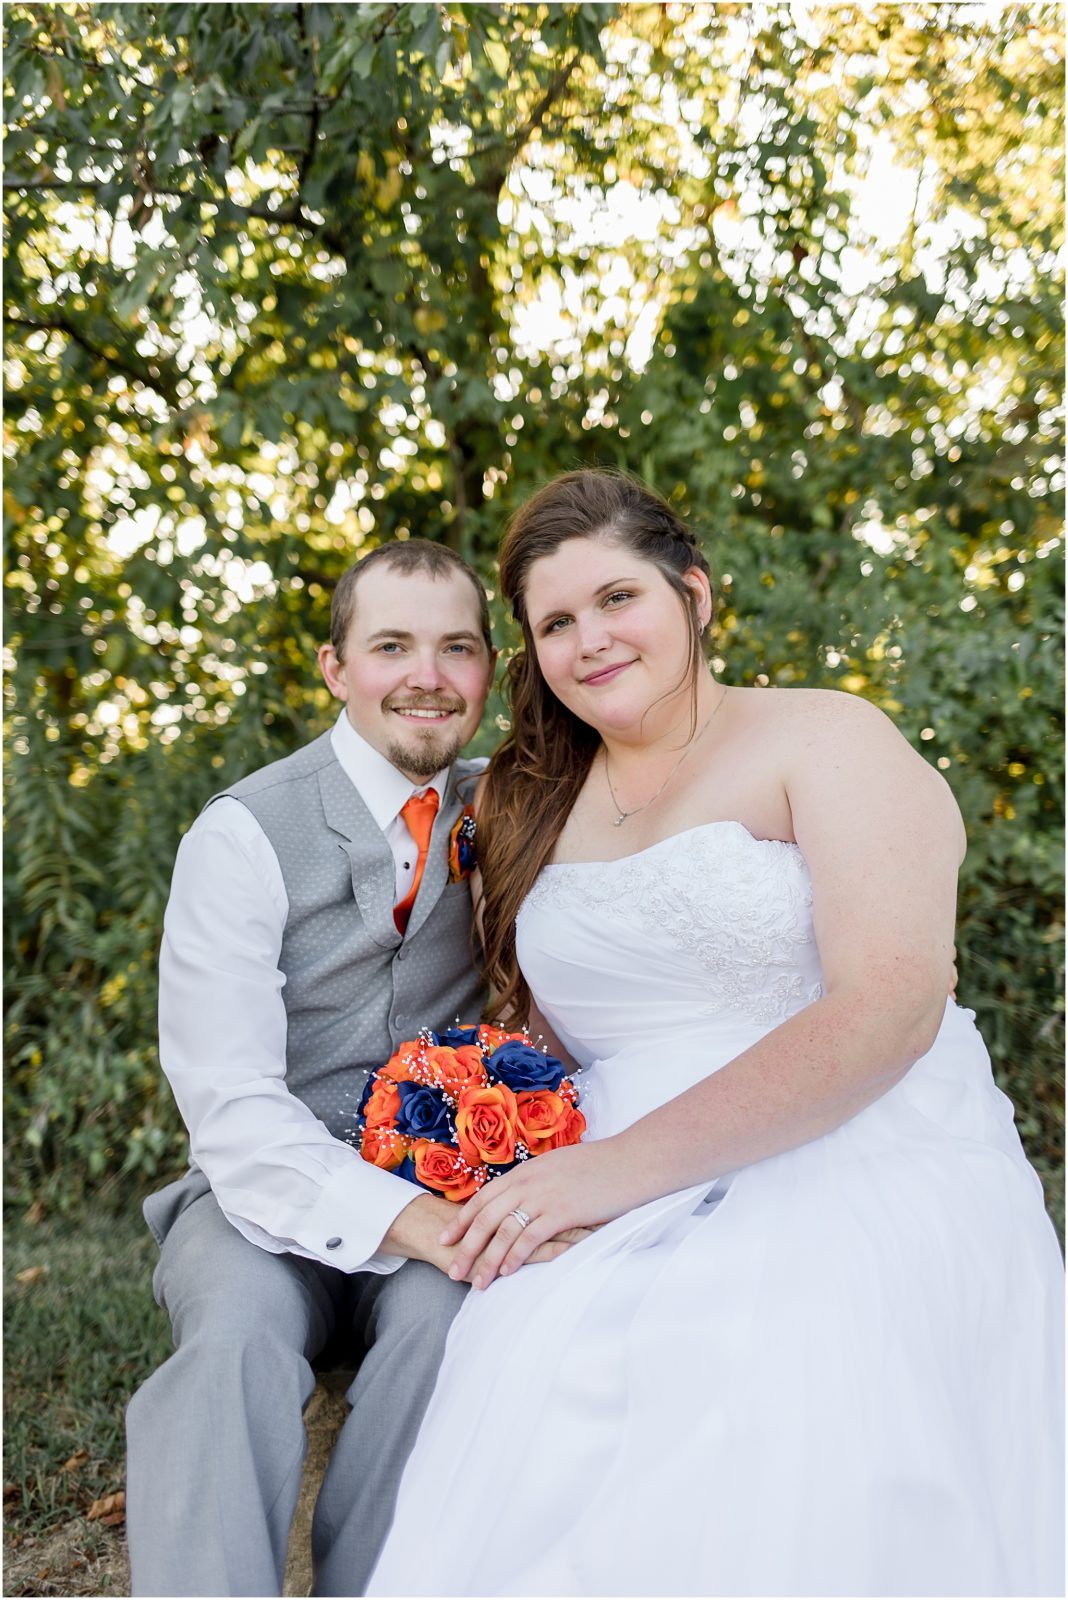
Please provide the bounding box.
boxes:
[517,821,824,1068]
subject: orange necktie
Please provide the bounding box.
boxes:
[393,788,440,934]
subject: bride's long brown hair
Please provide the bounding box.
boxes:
[479,469,713,1024]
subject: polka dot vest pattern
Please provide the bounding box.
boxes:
[208,733,487,1142]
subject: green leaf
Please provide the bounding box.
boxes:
[350,40,378,80]
[233,116,262,160]
[483,38,510,78]
[111,258,160,321]
[169,81,195,125]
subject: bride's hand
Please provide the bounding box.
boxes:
[440,1141,642,1290]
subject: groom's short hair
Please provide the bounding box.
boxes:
[331,539,493,661]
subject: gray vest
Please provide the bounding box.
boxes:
[211,732,487,1140]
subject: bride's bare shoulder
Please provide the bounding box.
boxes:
[731,684,891,728]
[733,685,929,750]
[744,687,966,856]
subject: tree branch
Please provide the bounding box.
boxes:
[280,0,323,227]
[3,174,317,229]
[4,309,184,407]
[508,49,582,161]
[466,48,583,201]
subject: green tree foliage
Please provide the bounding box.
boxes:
[4,3,1063,1225]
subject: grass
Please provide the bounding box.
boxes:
[3,1190,347,1598]
[3,1194,171,1597]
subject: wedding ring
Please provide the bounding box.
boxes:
[509,1208,532,1229]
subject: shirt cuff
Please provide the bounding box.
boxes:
[297,1158,423,1274]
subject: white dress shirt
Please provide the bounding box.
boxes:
[157,709,458,1274]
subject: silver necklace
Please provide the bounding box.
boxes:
[602,687,728,827]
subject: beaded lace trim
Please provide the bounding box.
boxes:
[521,822,824,1026]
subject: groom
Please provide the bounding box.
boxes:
[127,540,559,1596]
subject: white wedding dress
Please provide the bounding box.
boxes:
[368,823,1064,1597]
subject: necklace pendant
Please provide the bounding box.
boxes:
[614,814,626,826]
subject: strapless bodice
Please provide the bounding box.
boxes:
[517,821,825,1071]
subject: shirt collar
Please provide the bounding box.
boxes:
[329,709,450,831]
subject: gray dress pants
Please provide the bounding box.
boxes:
[125,1183,466,1597]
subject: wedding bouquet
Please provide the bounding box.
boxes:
[354,1023,586,1201]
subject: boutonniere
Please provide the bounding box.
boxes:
[447,807,477,883]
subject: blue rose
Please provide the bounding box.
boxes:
[393,1081,454,1143]
[356,1072,378,1122]
[485,1040,565,1094]
[395,1155,421,1187]
[431,1024,481,1049]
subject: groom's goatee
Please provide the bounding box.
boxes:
[382,692,469,777]
[388,735,466,777]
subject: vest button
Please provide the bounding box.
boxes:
[325,1237,342,1250]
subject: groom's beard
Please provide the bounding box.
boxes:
[384,694,469,779]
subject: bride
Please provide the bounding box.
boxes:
[368,469,1064,1597]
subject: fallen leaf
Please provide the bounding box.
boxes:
[86,1490,125,1522]
[23,1199,45,1225]
[99,1510,125,1527]
[63,1451,90,1472]
[15,1266,48,1284]
[3,1484,17,1501]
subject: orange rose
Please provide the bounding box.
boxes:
[360,1127,409,1170]
[378,1048,423,1084]
[548,1103,586,1150]
[361,1078,401,1130]
[515,1089,570,1156]
[455,1082,519,1167]
[411,1140,484,1202]
[424,1045,488,1100]
[454,1044,488,1078]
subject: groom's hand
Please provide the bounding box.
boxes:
[381,1195,594,1280]
[381,1194,465,1274]
[527,1225,600,1263]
